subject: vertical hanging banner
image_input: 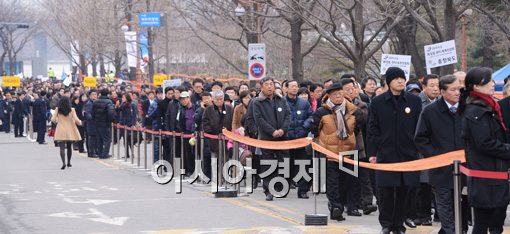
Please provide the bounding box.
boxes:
[248,43,266,81]
[380,54,412,80]
[124,31,138,68]
[424,40,458,70]
[139,32,149,72]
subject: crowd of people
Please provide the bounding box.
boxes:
[1,67,510,234]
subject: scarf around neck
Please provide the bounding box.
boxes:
[470,91,507,131]
[326,98,349,139]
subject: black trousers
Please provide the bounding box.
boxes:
[378,186,413,232]
[472,206,507,234]
[327,161,360,211]
[96,127,111,158]
[34,120,46,143]
[182,136,195,175]
[13,117,23,136]
[359,158,376,208]
[76,125,85,152]
[289,148,311,194]
[87,134,97,156]
[260,149,289,196]
[3,115,11,133]
[408,183,433,220]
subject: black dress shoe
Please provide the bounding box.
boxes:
[67,163,72,168]
[330,208,345,221]
[405,218,417,228]
[393,228,406,234]
[363,205,378,215]
[38,142,47,145]
[380,228,391,234]
[61,165,66,170]
[420,218,432,226]
[298,193,309,199]
[265,193,274,201]
[347,210,362,216]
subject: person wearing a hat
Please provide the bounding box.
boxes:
[405,84,422,96]
[310,82,362,222]
[367,67,422,234]
[177,89,196,177]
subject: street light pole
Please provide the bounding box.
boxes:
[135,15,142,85]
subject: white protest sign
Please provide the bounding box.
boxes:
[424,40,458,69]
[63,75,72,87]
[248,43,266,80]
[380,54,412,79]
[163,79,182,90]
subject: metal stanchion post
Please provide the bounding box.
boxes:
[172,132,176,175]
[181,135,184,175]
[151,133,155,165]
[116,126,120,160]
[453,160,462,234]
[144,131,148,170]
[305,148,327,226]
[131,127,134,164]
[111,125,115,158]
[233,141,240,194]
[158,130,162,164]
[137,128,141,167]
[124,127,128,162]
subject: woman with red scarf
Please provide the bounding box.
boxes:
[461,67,510,234]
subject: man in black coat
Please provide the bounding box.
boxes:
[2,93,13,133]
[84,89,98,157]
[367,67,422,234]
[498,87,510,141]
[414,75,468,233]
[92,89,115,159]
[32,91,49,144]
[252,77,291,201]
[12,93,26,137]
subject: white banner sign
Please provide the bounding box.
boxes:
[124,31,137,68]
[380,54,412,79]
[248,43,266,80]
[163,79,182,90]
[424,40,458,69]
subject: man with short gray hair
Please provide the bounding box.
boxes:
[202,90,234,178]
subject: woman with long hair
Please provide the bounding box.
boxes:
[461,67,510,233]
[51,96,82,170]
[119,93,137,158]
[72,94,86,153]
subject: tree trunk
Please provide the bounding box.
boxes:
[481,29,495,68]
[353,0,365,80]
[395,15,426,78]
[92,59,98,77]
[440,0,457,76]
[99,54,106,77]
[9,55,16,75]
[114,50,122,79]
[146,0,155,83]
[289,16,304,82]
[0,52,5,75]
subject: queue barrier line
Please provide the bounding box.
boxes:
[459,165,508,180]
[222,129,466,172]
[222,129,312,150]
[114,125,468,172]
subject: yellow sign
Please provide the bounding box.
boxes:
[1,76,21,87]
[83,77,97,87]
[153,74,168,86]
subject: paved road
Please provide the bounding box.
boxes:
[0,132,506,233]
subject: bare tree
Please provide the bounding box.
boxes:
[402,0,475,75]
[291,0,408,79]
[0,0,39,75]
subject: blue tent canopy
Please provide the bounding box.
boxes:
[493,64,510,91]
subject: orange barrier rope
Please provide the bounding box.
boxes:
[312,142,465,171]
[222,129,312,150]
